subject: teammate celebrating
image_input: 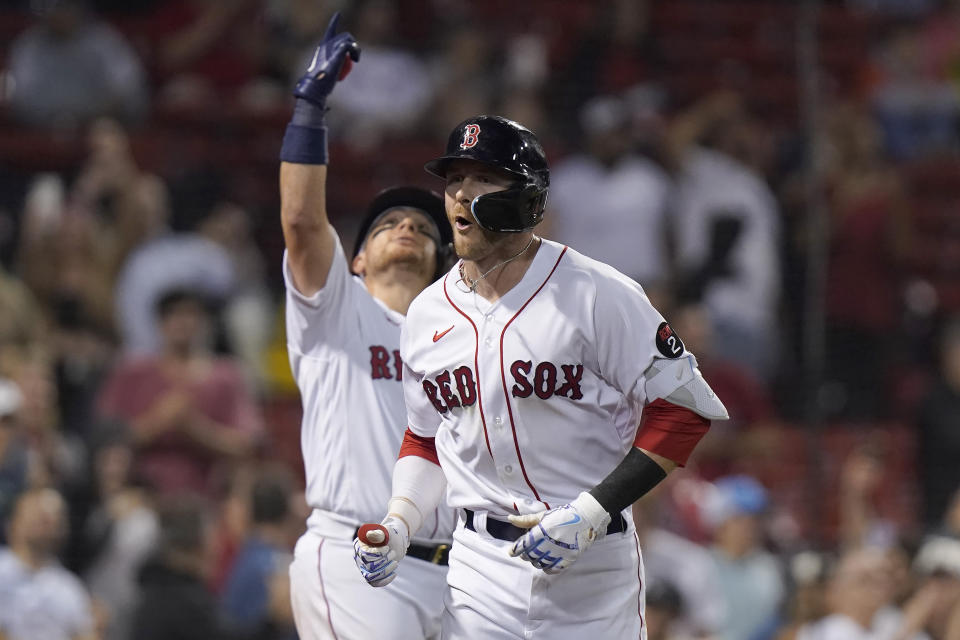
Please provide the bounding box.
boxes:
[354,115,729,638]
[279,15,455,640]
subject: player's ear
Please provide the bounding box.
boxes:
[352,251,366,276]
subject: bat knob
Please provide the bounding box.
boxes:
[358,523,389,547]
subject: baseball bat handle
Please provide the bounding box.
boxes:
[358,523,389,547]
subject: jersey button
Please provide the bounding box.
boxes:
[504,464,513,474]
[484,337,493,348]
[494,416,503,426]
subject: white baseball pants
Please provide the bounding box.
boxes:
[441,519,646,639]
[290,528,447,640]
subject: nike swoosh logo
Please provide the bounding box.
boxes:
[433,326,454,342]
[558,513,581,527]
[307,48,320,73]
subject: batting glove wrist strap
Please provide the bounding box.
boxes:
[570,491,613,535]
[385,496,421,541]
[279,121,328,165]
[290,99,328,128]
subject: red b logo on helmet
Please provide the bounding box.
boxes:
[460,124,481,149]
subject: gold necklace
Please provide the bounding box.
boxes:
[458,235,537,293]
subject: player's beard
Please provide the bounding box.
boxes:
[453,233,487,262]
[449,208,501,262]
[453,225,519,265]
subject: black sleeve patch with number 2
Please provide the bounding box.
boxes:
[655,322,685,358]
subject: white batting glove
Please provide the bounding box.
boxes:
[353,516,409,587]
[508,492,611,575]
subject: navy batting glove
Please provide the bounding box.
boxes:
[281,12,360,165]
[293,12,361,110]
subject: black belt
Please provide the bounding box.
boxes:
[464,508,627,541]
[354,528,450,566]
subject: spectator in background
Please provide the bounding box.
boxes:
[868,21,959,159]
[8,0,147,129]
[795,546,928,640]
[0,488,97,640]
[900,532,960,639]
[0,265,47,355]
[942,488,960,540]
[205,465,257,596]
[221,467,297,640]
[70,118,173,280]
[322,0,434,148]
[704,475,785,640]
[17,177,116,343]
[776,551,832,640]
[0,379,40,546]
[669,92,782,382]
[50,294,116,442]
[97,287,263,496]
[918,316,960,529]
[195,201,273,391]
[549,94,673,304]
[624,82,673,170]
[113,217,235,356]
[837,444,900,550]
[131,494,231,640]
[67,425,158,640]
[2,346,76,491]
[645,582,694,640]
[20,122,156,438]
[820,103,912,420]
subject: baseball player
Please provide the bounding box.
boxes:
[278,15,456,640]
[353,115,729,638]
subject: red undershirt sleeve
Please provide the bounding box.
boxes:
[633,398,711,466]
[398,428,440,466]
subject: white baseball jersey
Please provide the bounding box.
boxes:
[401,238,684,517]
[284,234,455,543]
[285,232,454,640]
[0,548,95,640]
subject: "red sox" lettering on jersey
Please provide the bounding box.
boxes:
[370,346,403,381]
[422,361,585,413]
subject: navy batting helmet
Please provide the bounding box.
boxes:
[351,186,453,280]
[424,115,549,233]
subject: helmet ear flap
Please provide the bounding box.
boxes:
[470,183,547,233]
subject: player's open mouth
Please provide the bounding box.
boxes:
[455,216,473,231]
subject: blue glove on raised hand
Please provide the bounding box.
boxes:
[293,12,360,111]
[508,492,612,575]
[280,12,360,165]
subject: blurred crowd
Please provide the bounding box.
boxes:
[1,0,960,638]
